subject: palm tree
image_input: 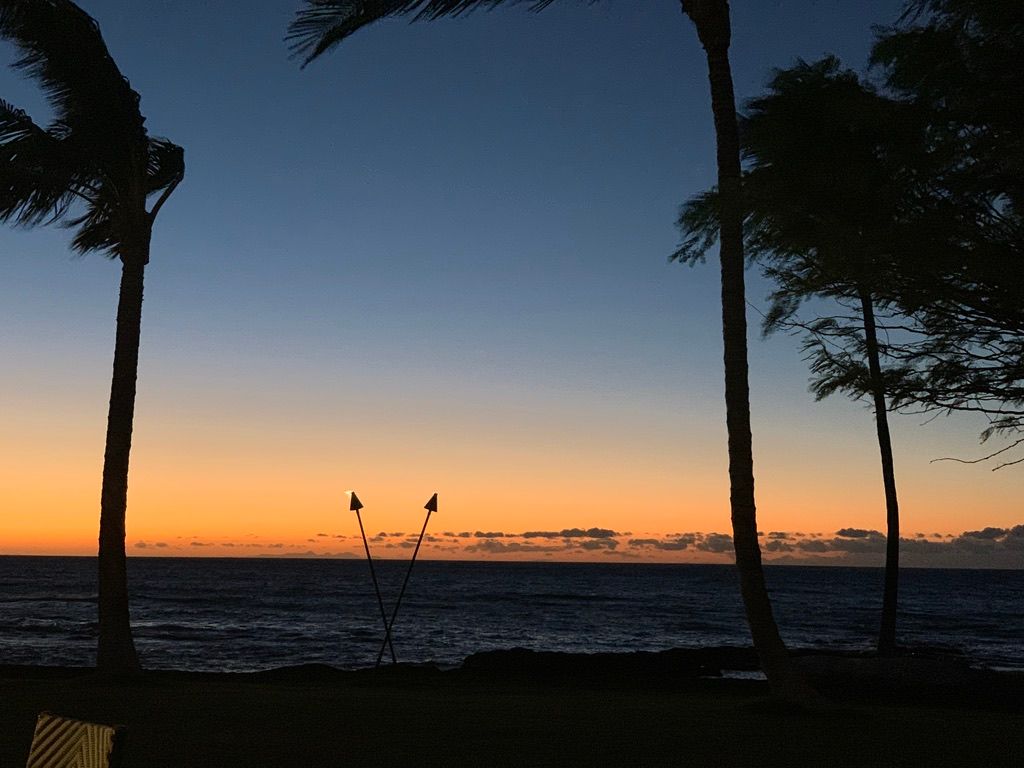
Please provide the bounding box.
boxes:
[0,0,184,674]
[288,0,811,699]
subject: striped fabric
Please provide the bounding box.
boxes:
[25,712,121,768]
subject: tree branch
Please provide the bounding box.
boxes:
[929,437,1024,469]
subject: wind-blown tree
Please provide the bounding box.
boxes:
[675,58,935,654]
[288,0,811,699]
[867,0,1024,463]
[0,0,184,674]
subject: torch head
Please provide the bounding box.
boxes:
[347,491,363,511]
[424,493,438,513]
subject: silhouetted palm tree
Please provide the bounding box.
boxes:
[0,0,184,674]
[289,0,810,699]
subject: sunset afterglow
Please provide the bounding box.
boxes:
[1,0,1019,567]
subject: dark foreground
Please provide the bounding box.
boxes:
[2,650,1022,767]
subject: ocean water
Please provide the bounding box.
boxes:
[0,556,1021,672]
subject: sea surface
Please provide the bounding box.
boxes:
[0,556,1021,672]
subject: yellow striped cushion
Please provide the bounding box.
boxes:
[26,712,120,768]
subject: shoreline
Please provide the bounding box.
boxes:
[4,643,1022,701]
[7,641,1022,674]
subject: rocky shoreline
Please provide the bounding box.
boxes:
[7,643,1019,707]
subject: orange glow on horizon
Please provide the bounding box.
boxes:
[3,378,1020,565]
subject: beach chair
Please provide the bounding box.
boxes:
[25,712,123,768]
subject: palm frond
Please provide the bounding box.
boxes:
[0,97,79,225]
[0,0,145,155]
[287,0,566,66]
[64,176,119,255]
[145,137,184,196]
[0,2,183,257]
[0,97,45,145]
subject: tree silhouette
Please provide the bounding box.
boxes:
[289,0,811,700]
[0,0,184,674]
[676,58,934,654]
[868,0,1024,466]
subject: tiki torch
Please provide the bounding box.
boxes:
[375,492,437,667]
[348,490,396,664]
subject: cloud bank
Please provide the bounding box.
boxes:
[128,524,1024,568]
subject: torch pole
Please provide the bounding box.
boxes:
[350,493,396,664]
[376,493,436,667]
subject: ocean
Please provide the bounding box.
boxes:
[0,556,1021,672]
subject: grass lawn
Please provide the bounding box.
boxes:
[1,665,1021,766]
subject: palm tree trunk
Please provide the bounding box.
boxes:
[857,287,900,656]
[97,248,148,674]
[681,0,812,702]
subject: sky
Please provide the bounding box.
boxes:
[0,0,1020,566]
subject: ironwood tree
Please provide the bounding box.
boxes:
[869,0,1024,466]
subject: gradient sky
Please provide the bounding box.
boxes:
[1,0,1019,565]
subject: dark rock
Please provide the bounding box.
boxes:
[459,646,752,683]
